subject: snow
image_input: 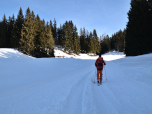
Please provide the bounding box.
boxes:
[0,48,152,114]
[54,47,125,61]
[0,48,33,59]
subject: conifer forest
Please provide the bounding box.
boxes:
[0,0,152,57]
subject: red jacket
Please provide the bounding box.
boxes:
[95,57,106,70]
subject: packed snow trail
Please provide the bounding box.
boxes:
[0,49,152,114]
[85,61,152,114]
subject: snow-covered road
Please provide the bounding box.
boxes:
[0,49,152,114]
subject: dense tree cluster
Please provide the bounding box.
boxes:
[58,21,80,54]
[110,29,126,52]
[0,7,101,57]
[100,35,110,54]
[55,23,100,55]
[125,0,152,56]
[79,28,100,54]
[0,7,54,58]
[99,29,126,54]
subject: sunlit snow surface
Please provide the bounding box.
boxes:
[0,48,33,59]
[54,47,125,61]
[0,48,152,114]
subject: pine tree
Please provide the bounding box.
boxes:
[34,14,42,57]
[31,10,38,46]
[85,31,90,53]
[53,18,57,44]
[115,30,124,52]
[38,19,47,57]
[0,14,8,48]
[8,15,15,48]
[73,25,80,54]
[45,22,54,57]
[11,7,24,49]
[93,29,100,54]
[100,35,110,54]
[80,27,86,53]
[62,21,73,53]
[69,21,74,51]
[19,7,35,55]
[89,32,95,53]
[57,24,64,45]
[110,34,116,50]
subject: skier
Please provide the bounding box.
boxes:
[95,54,106,84]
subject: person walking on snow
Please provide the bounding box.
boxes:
[95,54,106,84]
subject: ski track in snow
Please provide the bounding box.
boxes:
[81,61,152,114]
[0,49,152,114]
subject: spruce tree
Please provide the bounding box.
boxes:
[89,32,95,53]
[100,35,110,54]
[62,21,73,53]
[20,7,35,55]
[11,7,24,49]
[8,15,15,48]
[93,29,100,54]
[46,22,54,57]
[38,19,47,57]
[85,31,90,53]
[34,14,42,57]
[53,18,57,44]
[0,14,8,48]
[80,27,86,53]
[73,25,80,54]
[57,24,64,46]
[110,34,116,50]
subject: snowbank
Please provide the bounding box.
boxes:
[0,48,33,59]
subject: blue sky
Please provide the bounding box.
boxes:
[0,0,131,38]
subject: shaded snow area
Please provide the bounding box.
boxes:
[0,48,152,114]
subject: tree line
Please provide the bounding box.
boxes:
[0,7,101,57]
[99,29,126,54]
[2,0,151,57]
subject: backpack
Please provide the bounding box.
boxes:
[97,58,103,66]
